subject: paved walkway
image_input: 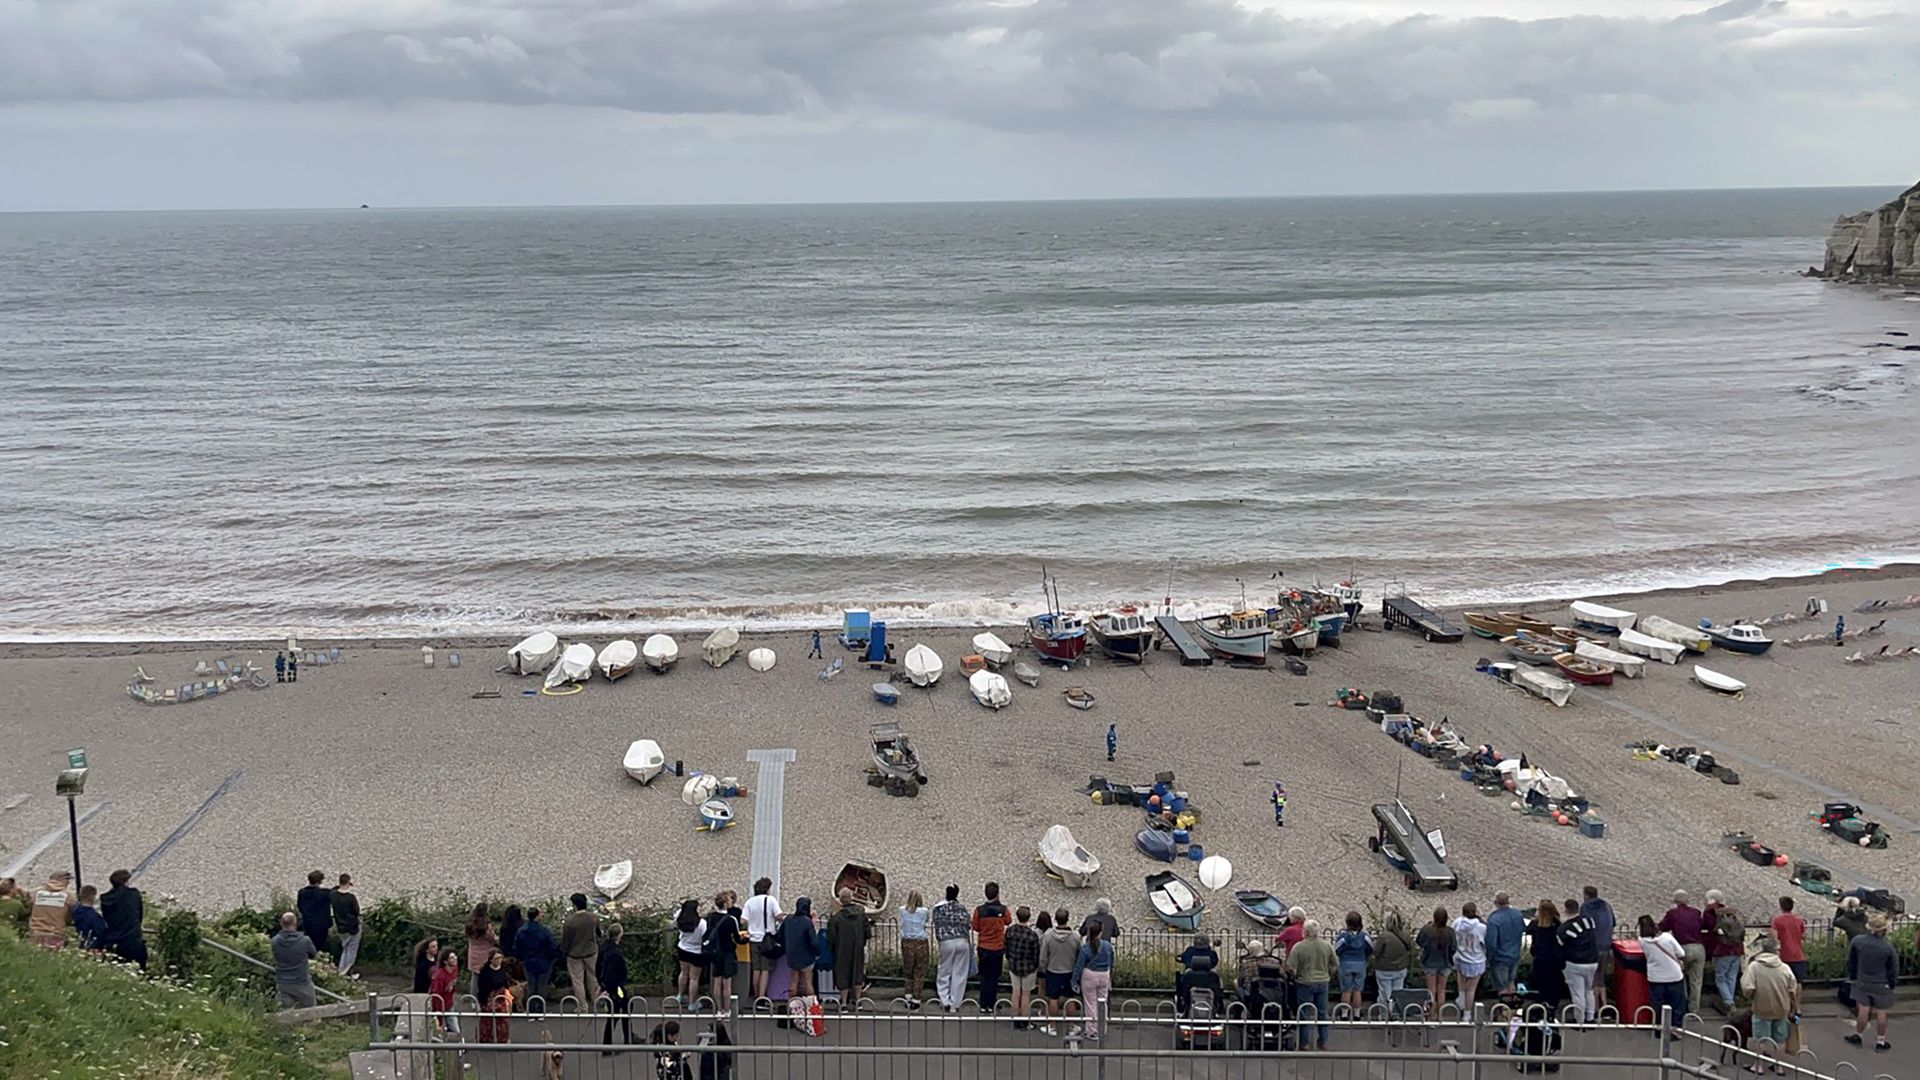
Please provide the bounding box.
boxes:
[746,749,795,895]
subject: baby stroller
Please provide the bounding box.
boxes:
[1174,953,1226,1050]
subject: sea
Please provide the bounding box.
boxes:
[3,188,1918,641]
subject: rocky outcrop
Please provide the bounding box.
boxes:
[1813,180,1920,283]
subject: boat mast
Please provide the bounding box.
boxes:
[1162,559,1176,617]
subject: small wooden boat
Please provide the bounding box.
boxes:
[969,669,1011,709]
[905,644,943,687]
[1464,612,1519,639]
[545,643,595,689]
[1573,639,1646,678]
[1194,610,1273,664]
[1062,686,1096,710]
[1502,635,1561,666]
[597,639,639,681]
[833,860,888,915]
[1038,825,1100,887]
[1499,611,1554,635]
[1704,622,1774,655]
[1135,828,1176,862]
[1618,627,1684,664]
[1146,870,1206,931]
[643,634,679,673]
[747,648,776,672]
[1552,652,1614,686]
[1231,889,1288,928]
[1549,625,1609,649]
[1639,615,1711,654]
[701,626,741,668]
[872,682,899,705]
[972,632,1013,667]
[698,799,735,831]
[1089,605,1154,663]
[1570,601,1635,633]
[1693,665,1747,695]
[1014,661,1041,687]
[594,860,633,898]
[508,631,561,675]
[622,738,665,783]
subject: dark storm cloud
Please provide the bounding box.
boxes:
[1,0,1912,130]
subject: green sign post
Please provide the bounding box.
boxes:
[67,748,87,770]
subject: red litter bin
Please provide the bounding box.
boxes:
[1611,938,1651,1025]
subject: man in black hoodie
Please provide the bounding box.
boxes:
[295,871,333,955]
[100,869,148,969]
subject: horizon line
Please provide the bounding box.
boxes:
[0,181,1905,217]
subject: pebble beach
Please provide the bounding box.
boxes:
[4,569,1918,935]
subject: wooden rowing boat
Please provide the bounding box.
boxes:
[1551,652,1614,686]
[1502,635,1561,666]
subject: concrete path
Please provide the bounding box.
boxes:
[746,750,796,895]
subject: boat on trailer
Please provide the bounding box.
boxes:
[1089,605,1155,663]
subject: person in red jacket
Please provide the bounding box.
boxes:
[428,950,463,1038]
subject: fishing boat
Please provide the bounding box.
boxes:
[905,644,943,687]
[1028,572,1090,666]
[1551,652,1614,686]
[1014,661,1041,687]
[1638,615,1711,654]
[1038,825,1100,887]
[1146,870,1206,931]
[1693,665,1747,695]
[1502,635,1561,666]
[643,634,679,673]
[869,723,925,786]
[1574,639,1646,678]
[622,739,666,783]
[1274,620,1319,656]
[1570,601,1636,633]
[1136,827,1177,861]
[692,798,731,830]
[596,639,639,681]
[1617,627,1685,664]
[969,669,1011,709]
[972,632,1013,667]
[544,643,595,689]
[1193,610,1273,664]
[507,631,561,675]
[872,682,899,705]
[1088,605,1154,663]
[747,648,776,672]
[1231,889,1289,929]
[1062,686,1096,710]
[701,626,741,668]
[1704,622,1774,655]
[594,860,633,898]
[833,861,888,915]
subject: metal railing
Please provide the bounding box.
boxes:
[201,936,351,1004]
[364,993,1895,1080]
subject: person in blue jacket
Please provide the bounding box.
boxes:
[73,885,108,950]
[1105,723,1117,762]
[515,906,560,1010]
[780,896,819,1000]
[1483,893,1527,996]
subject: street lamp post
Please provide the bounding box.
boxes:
[57,749,88,890]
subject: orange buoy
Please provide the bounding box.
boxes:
[1774,854,1788,867]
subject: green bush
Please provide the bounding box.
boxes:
[151,907,203,981]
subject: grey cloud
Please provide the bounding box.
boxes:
[2,0,1915,132]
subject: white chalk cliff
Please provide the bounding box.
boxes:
[1815,180,1920,284]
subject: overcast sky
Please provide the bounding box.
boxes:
[1,0,1914,210]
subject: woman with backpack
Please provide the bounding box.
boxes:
[1373,910,1416,1007]
[704,891,743,1013]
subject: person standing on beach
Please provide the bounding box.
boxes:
[1484,894,1525,998]
[809,630,822,659]
[1835,615,1845,646]
[1771,896,1808,982]
[331,874,362,976]
[271,912,319,1010]
[898,890,931,1008]
[1105,723,1116,762]
[973,883,1013,1011]
[560,893,601,1004]
[1844,914,1896,1054]
[932,885,972,1011]
[275,651,286,682]
[516,908,558,1008]
[1658,891,1708,1015]
[1272,781,1287,827]
[1006,907,1041,1029]
[288,651,299,681]
[1702,890,1744,1013]
[295,871,332,956]
[745,878,782,1004]
[1580,886,1616,1015]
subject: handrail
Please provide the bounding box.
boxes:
[202,937,351,1004]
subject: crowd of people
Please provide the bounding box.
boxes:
[0,869,149,967]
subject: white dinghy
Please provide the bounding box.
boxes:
[1573,639,1646,679]
[1617,627,1685,664]
[972,632,1014,668]
[1037,825,1100,887]
[623,738,666,784]
[905,644,943,687]
[1513,666,1574,707]
[747,648,776,672]
[969,669,1011,710]
[507,631,561,675]
[1693,665,1747,695]
[1570,601,1636,632]
[643,634,680,673]
[597,639,639,681]
[702,626,741,668]
[545,643,595,690]
[594,860,633,898]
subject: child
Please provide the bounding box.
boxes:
[1272,782,1287,827]
[1105,723,1117,763]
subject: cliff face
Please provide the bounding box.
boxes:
[1816,180,1920,283]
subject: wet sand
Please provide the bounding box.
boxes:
[2,569,1917,935]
